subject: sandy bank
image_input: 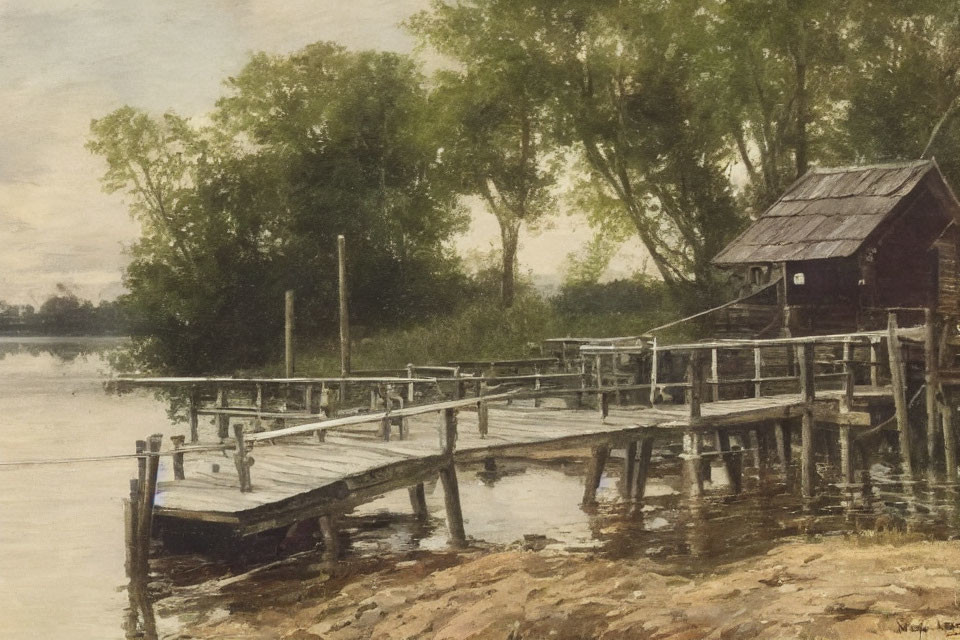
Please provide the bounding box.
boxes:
[165,534,960,639]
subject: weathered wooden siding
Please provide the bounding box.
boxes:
[936,224,960,316]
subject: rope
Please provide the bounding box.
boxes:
[644,278,783,334]
[0,452,154,467]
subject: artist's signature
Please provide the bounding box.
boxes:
[897,618,960,637]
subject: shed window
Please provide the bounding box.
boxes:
[793,272,805,285]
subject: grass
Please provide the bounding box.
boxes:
[267,293,694,376]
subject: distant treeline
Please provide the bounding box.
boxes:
[0,295,128,336]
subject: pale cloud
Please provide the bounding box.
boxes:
[0,0,642,305]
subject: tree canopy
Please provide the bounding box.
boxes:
[89,45,468,373]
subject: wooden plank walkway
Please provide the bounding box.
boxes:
[154,387,892,536]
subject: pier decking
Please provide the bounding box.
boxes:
[118,323,940,557]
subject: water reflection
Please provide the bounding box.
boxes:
[0,335,125,363]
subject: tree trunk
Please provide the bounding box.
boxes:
[500,223,520,308]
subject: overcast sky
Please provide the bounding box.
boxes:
[0,0,646,306]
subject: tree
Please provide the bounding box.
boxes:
[409,8,559,307]
[89,44,469,373]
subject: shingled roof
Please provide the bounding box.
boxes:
[713,159,960,265]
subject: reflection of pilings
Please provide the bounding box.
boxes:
[620,441,637,500]
[408,483,429,520]
[717,429,743,494]
[123,477,157,640]
[631,438,654,501]
[319,514,340,561]
[582,445,610,505]
[682,432,704,498]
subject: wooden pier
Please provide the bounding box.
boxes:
[115,322,950,561]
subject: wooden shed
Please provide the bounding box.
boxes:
[713,159,960,335]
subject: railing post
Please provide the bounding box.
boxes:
[188,387,199,443]
[753,347,762,398]
[304,384,314,414]
[798,343,816,497]
[710,348,720,402]
[887,313,914,479]
[869,338,880,387]
[406,364,416,403]
[687,350,703,422]
[171,435,185,480]
[478,400,489,437]
[841,339,854,413]
[649,337,659,405]
[534,368,542,408]
[216,386,229,441]
[233,424,254,492]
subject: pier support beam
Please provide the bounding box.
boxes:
[798,344,817,498]
[318,514,340,561]
[408,483,429,520]
[438,408,466,546]
[620,441,638,499]
[888,313,914,479]
[944,401,958,484]
[925,308,941,478]
[631,437,654,501]
[582,444,610,505]
[839,425,854,486]
[774,420,792,468]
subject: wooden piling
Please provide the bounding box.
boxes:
[631,437,654,501]
[774,420,792,468]
[438,408,466,545]
[408,483,429,520]
[136,439,146,488]
[124,478,140,579]
[171,435,185,480]
[798,343,816,497]
[478,400,489,437]
[944,400,958,484]
[318,514,339,561]
[887,313,914,479]
[582,444,610,505]
[925,308,940,476]
[621,441,638,499]
[406,364,416,403]
[839,425,854,486]
[135,434,162,574]
[285,289,295,378]
[338,235,350,400]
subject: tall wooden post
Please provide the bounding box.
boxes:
[798,343,816,497]
[682,431,704,498]
[215,386,229,441]
[687,350,703,421]
[438,408,466,545]
[285,290,295,378]
[944,401,958,483]
[135,434,162,574]
[869,338,880,387]
[338,235,350,400]
[924,308,940,477]
[887,313,913,479]
[839,425,854,486]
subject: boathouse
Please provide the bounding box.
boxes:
[713,159,960,336]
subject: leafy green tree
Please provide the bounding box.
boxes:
[89,44,469,373]
[409,10,558,307]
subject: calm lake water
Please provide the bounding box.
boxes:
[3,337,959,639]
